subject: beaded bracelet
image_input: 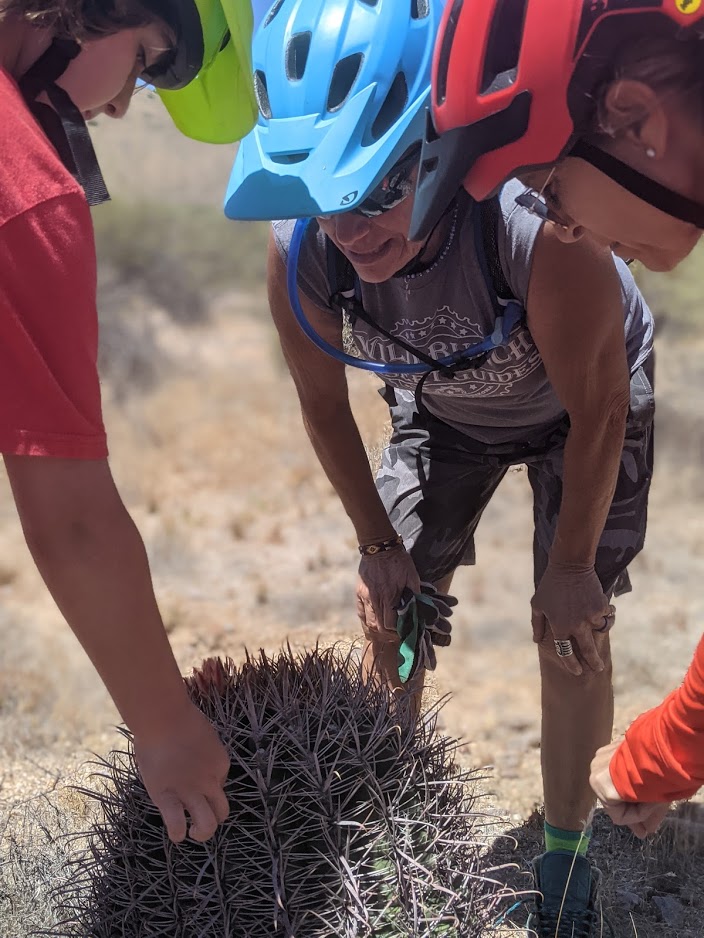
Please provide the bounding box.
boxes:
[358,534,404,557]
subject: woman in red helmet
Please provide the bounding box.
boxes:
[0,0,255,843]
[411,0,704,874]
[413,1,704,270]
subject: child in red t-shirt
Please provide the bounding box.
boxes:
[0,0,255,843]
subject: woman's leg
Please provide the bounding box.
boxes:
[528,357,655,833]
[536,631,614,831]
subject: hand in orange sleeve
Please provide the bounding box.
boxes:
[590,740,671,839]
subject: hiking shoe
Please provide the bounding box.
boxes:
[526,851,614,937]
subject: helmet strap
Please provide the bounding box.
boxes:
[570,140,704,230]
[20,39,110,207]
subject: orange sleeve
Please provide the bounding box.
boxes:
[610,634,704,803]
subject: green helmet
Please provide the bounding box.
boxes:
[141,0,257,143]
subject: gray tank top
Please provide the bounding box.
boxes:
[273,179,654,444]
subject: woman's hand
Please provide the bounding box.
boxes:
[531,561,614,676]
[590,740,671,839]
[357,548,422,640]
[134,702,230,843]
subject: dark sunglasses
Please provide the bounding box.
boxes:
[514,188,565,225]
[514,169,570,227]
[515,188,550,220]
[354,147,421,218]
[516,142,704,231]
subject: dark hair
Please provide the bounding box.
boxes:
[0,0,153,40]
[591,34,704,137]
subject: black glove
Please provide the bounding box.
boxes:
[395,581,457,683]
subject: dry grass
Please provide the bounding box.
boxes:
[3,776,701,936]
[485,805,704,936]
[0,783,105,938]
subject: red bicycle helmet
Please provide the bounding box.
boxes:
[411,0,704,240]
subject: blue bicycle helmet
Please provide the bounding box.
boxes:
[224,0,446,220]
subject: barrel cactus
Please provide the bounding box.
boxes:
[51,646,511,937]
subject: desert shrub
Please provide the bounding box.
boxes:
[95,290,165,402]
[93,201,269,325]
[634,242,704,336]
[48,647,512,938]
[92,201,269,399]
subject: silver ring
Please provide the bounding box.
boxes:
[595,613,615,634]
[554,639,574,658]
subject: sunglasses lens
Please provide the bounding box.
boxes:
[354,149,420,217]
[358,178,412,217]
[515,190,550,221]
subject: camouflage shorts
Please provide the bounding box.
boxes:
[376,356,655,597]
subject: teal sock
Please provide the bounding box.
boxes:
[544,821,591,857]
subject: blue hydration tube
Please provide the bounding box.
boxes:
[287,217,524,376]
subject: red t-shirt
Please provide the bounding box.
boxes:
[0,68,107,458]
[610,634,704,803]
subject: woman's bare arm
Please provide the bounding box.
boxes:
[267,232,396,545]
[527,226,632,673]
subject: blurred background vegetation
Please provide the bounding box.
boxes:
[90,89,704,341]
[93,201,268,320]
[89,90,269,398]
[636,247,704,336]
[88,87,704,463]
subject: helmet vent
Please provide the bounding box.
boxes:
[254,70,272,119]
[286,32,312,81]
[370,72,408,140]
[411,0,429,18]
[263,0,285,28]
[357,0,379,6]
[270,152,310,165]
[480,0,528,95]
[435,0,463,106]
[327,53,364,111]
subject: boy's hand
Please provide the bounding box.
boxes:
[134,702,230,843]
[4,455,230,844]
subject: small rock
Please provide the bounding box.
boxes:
[650,872,680,894]
[653,895,686,929]
[615,890,643,912]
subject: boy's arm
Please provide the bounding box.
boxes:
[4,454,230,842]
